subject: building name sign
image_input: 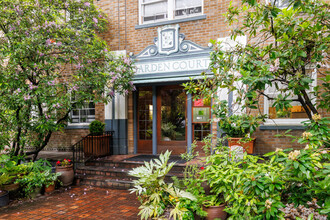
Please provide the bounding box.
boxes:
[136,57,210,75]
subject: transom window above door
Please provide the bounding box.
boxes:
[139,0,203,24]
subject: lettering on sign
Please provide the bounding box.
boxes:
[136,58,210,74]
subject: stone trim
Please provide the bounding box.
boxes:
[135,15,207,29]
[259,125,306,130]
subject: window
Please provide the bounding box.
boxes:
[70,101,95,124]
[192,97,211,141]
[139,0,203,24]
[266,0,292,8]
[263,70,316,125]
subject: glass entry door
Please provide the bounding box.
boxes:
[157,86,187,154]
[137,87,153,154]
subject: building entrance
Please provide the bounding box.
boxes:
[136,86,187,154]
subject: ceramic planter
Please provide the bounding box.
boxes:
[1,182,20,199]
[204,204,227,220]
[44,183,55,193]
[56,165,74,186]
[228,138,256,154]
[0,190,9,207]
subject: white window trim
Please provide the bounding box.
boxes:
[139,0,204,25]
[68,101,95,126]
[263,69,317,126]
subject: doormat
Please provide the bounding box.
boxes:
[124,155,186,164]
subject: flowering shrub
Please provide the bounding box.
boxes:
[56,159,72,167]
[197,135,329,219]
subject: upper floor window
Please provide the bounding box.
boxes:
[139,0,203,24]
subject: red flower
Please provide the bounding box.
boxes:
[200,167,204,170]
[56,161,61,165]
[68,159,72,163]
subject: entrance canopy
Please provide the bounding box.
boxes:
[132,24,213,85]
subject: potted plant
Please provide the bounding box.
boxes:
[0,174,11,207]
[0,189,9,207]
[202,195,227,220]
[43,170,61,193]
[84,120,111,157]
[218,113,265,154]
[15,171,44,199]
[55,159,74,186]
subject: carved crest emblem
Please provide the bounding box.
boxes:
[156,24,180,55]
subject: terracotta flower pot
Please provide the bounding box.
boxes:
[204,204,227,220]
[1,182,19,192]
[56,165,74,186]
[0,190,9,207]
[228,138,255,154]
[44,183,55,193]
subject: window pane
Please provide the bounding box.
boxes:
[70,101,95,124]
[143,0,168,22]
[175,0,202,8]
[138,89,153,140]
[268,100,308,119]
[161,88,186,141]
[175,0,202,17]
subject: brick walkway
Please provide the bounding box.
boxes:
[0,186,139,219]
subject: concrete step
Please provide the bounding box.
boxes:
[85,160,186,172]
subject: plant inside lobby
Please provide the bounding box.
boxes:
[0,0,136,161]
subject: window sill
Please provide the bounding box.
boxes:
[66,124,90,130]
[260,119,306,130]
[135,15,207,29]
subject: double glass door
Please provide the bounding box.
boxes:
[137,86,187,154]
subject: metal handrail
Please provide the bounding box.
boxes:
[72,131,114,172]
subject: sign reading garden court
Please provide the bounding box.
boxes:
[136,57,210,74]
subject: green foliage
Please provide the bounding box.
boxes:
[89,120,105,136]
[129,150,198,220]
[199,139,329,219]
[0,0,135,157]
[184,0,329,120]
[43,170,61,187]
[217,111,265,137]
[15,159,53,197]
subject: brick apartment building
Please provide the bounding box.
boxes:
[46,0,327,155]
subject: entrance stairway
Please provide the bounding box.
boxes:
[75,156,186,190]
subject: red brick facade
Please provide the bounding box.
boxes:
[46,0,327,155]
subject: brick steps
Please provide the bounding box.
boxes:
[76,159,185,190]
[77,174,134,189]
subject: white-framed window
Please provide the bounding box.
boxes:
[266,0,292,8]
[139,0,203,25]
[263,70,317,126]
[70,101,95,124]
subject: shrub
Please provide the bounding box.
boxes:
[89,120,105,136]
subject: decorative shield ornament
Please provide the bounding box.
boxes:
[157,24,180,55]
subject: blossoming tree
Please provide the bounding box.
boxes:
[0,0,135,160]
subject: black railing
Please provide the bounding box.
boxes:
[72,131,114,172]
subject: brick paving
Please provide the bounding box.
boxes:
[0,186,139,220]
